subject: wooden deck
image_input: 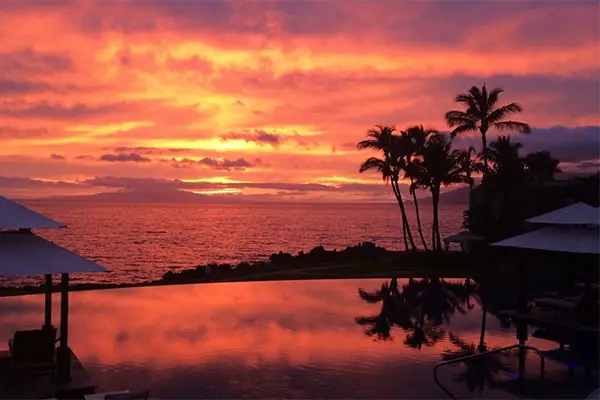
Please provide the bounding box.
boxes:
[498,307,600,334]
[0,348,96,399]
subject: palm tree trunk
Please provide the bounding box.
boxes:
[391,180,409,251]
[481,131,489,176]
[478,306,487,352]
[392,179,417,251]
[410,180,428,251]
[432,186,442,251]
[430,189,437,251]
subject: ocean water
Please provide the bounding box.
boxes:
[0,278,588,399]
[3,202,464,286]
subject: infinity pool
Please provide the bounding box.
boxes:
[0,278,594,398]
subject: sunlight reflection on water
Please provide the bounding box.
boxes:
[2,202,464,286]
[0,278,579,399]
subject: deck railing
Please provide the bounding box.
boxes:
[433,344,546,399]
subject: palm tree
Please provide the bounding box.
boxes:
[523,151,561,186]
[486,136,529,238]
[445,84,531,176]
[403,125,437,251]
[412,134,463,251]
[458,146,484,201]
[457,147,485,231]
[487,136,526,183]
[442,333,512,395]
[358,125,416,251]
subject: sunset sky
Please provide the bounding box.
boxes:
[1,0,599,201]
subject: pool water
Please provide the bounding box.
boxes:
[0,278,596,398]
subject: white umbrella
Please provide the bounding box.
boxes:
[0,195,107,383]
[0,231,107,276]
[526,202,599,227]
[0,195,66,229]
[491,226,600,254]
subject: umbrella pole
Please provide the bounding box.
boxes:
[44,274,52,329]
[56,273,71,382]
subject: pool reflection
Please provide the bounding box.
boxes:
[0,278,577,398]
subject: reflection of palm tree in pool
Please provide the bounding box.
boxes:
[442,333,514,395]
[355,278,475,345]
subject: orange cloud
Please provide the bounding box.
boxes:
[0,0,598,199]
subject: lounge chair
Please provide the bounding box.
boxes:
[84,390,150,400]
[105,391,150,400]
[535,297,578,312]
[9,328,57,376]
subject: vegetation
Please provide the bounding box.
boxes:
[355,277,475,344]
[445,84,531,175]
[358,126,416,251]
[357,83,580,245]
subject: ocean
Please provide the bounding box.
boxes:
[2,201,465,287]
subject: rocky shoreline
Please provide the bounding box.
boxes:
[0,242,474,297]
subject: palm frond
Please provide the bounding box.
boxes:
[450,123,477,138]
[486,87,503,108]
[356,139,379,150]
[487,103,523,124]
[493,120,531,133]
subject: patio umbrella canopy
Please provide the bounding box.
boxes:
[0,196,65,230]
[491,226,600,254]
[526,202,600,226]
[0,195,107,383]
[0,231,107,276]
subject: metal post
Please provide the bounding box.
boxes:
[44,274,52,329]
[56,273,71,382]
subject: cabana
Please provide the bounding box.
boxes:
[492,225,600,255]
[491,203,600,342]
[0,196,107,389]
[525,202,599,227]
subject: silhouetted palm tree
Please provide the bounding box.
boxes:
[411,135,463,250]
[403,125,437,251]
[445,85,531,176]
[523,151,561,186]
[356,278,476,347]
[358,125,416,251]
[356,280,413,340]
[457,147,484,231]
[458,146,485,204]
[486,136,527,188]
[442,333,513,395]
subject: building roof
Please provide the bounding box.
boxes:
[0,196,66,230]
[526,202,599,226]
[491,226,600,255]
[0,231,108,276]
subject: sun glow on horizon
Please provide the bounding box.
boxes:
[0,0,598,199]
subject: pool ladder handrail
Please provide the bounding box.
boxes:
[433,343,546,399]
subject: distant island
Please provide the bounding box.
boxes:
[21,186,471,205]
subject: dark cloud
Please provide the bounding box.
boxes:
[0,126,49,138]
[99,153,151,163]
[221,130,282,146]
[80,176,337,193]
[577,161,600,170]
[111,146,192,155]
[0,49,72,75]
[0,176,79,189]
[79,1,597,51]
[170,157,255,171]
[49,153,65,160]
[0,175,418,200]
[74,155,94,160]
[0,101,125,120]
[0,79,53,95]
[452,125,600,164]
[82,176,192,189]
